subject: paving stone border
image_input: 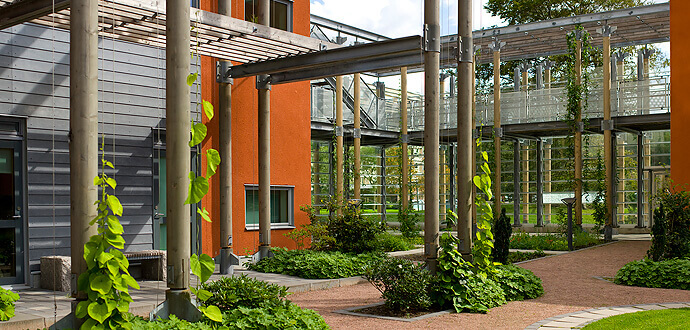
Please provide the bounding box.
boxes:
[333,302,452,322]
[524,302,690,329]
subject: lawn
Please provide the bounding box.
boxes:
[582,308,690,330]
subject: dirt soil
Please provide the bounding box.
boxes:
[289,241,690,329]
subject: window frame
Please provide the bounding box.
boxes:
[244,0,293,32]
[244,184,295,230]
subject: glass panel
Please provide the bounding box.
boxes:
[0,228,16,277]
[245,189,259,225]
[0,148,13,220]
[271,1,288,31]
[159,157,166,217]
[246,188,291,225]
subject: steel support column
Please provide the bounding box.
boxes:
[636,133,645,227]
[335,76,344,204]
[424,0,441,273]
[574,37,583,225]
[380,147,387,224]
[401,68,409,209]
[600,26,614,240]
[513,140,521,226]
[70,1,99,323]
[257,0,272,259]
[536,139,544,227]
[354,73,362,200]
[457,0,473,259]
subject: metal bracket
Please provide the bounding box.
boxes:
[400,133,410,144]
[334,126,344,137]
[574,29,585,41]
[596,25,617,37]
[216,61,234,84]
[601,119,614,131]
[256,75,271,90]
[353,128,362,139]
[458,36,474,63]
[488,40,505,52]
[423,24,441,52]
[319,43,327,51]
[494,127,503,138]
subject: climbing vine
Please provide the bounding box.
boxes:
[77,139,139,329]
[472,137,495,275]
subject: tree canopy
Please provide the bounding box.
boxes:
[484,0,652,26]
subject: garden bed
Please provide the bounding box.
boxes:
[510,231,603,251]
[335,302,451,322]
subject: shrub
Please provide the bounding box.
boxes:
[222,303,329,330]
[132,315,213,329]
[364,257,432,312]
[374,232,414,252]
[398,206,420,239]
[492,208,512,264]
[200,274,288,311]
[0,287,19,321]
[615,259,690,290]
[507,250,547,263]
[494,264,544,301]
[510,230,600,251]
[647,187,690,261]
[246,248,384,279]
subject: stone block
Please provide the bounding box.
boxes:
[126,250,166,281]
[40,256,71,292]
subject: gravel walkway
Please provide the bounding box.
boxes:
[289,240,690,329]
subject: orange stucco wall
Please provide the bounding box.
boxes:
[199,0,312,256]
[671,0,690,186]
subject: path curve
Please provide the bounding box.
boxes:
[289,240,690,329]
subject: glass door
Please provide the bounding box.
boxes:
[0,140,24,285]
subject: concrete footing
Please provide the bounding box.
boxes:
[219,248,240,275]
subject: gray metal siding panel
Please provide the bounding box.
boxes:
[0,23,201,270]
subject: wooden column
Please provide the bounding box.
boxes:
[401,68,409,209]
[457,0,474,258]
[522,142,530,223]
[545,140,552,223]
[354,73,362,200]
[335,76,344,205]
[600,26,615,239]
[489,40,504,216]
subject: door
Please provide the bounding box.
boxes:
[0,140,24,285]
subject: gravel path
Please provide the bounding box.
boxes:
[289,240,690,329]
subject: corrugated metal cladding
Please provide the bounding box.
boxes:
[0,23,201,272]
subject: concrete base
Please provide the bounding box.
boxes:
[40,256,71,292]
[256,245,274,261]
[604,226,613,241]
[150,289,201,322]
[219,248,240,275]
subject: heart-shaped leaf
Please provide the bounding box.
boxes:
[206,149,221,177]
[185,174,208,205]
[87,301,112,324]
[90,274,113,295]
[189,123,207,147]
[203,100,214,121]
[106,195,123,216]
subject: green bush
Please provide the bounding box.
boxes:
[200,274,288,311]
[615,259,690,290]
[374,232,414,252]
[364,257,432,312]
[398,206,420,239]
[510,230,600,251]
[492,208,512,264]
[494,264,544,301]
[507,250,547,263]
[132,315,214,330]
[0,287,19,321]
[222,304,329,330]
[247,248,384,279]
[647,188,690,261]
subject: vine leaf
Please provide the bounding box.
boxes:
[87,301,111,324]
[106,215,124,235]
[197,207,211,223]
[190,253,215,284]
[185,173,209,205]
[202,305,223,322]
[189,123,207,147]
[105,177,117,189]
[206,149,221,177]
[187,73,198,87]
[107,195,123,216]
[90,275,112,295]
[203,100,214,121]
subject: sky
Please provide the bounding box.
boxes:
[310,0,670,93]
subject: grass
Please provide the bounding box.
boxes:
[582,308,690,330]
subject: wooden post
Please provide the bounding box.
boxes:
[600,26,614,240]
[354,73,362,201]
[522,142,529,223]
[335,76,344,205]
[489,41,504,216]
[545,140,552,223]
[574,37,583,225]
[401,68,409,209]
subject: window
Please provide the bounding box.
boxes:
[190,0,200,8]
[244,0,293,32]
[245,185,294,229]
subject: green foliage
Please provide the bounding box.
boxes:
[510,230,601,251]
[221,303,329,330]
[0,287,19,321]
[473,141,495,274]
[494,264,544,301]
[323,198,383,254]
[492,208,512,264]
[586,151,607,233]
[647,187,690,261]
[397,206,420,239]
[374,232,414,252]
[443,209,457,230]
[484,0,650,26]
[615,259,690,290]
[189,254,222,322]
[247,248,384,279]
[132,315,220,330]
[77,153,139,329]
[200,275,288,311]
[364,257,432,312]
[507,250,547,264]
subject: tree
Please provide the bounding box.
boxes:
[484,0,652,26]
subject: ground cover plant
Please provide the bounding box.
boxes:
[582,308,690,330]
[507,250,548,263]
[509,230,601,251]
[247,248,384,279]
[614,258,690,290]
[133,275,329,330]
[0,287,19,321]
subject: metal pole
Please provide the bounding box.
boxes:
[381,147,387,224]
[424,0,440,273]
[489,41,504,216]
[522,141,529,223]
[513,140,520,226]
[401,68,409,209]
[70,0,98,322]
[545,139,552,224]
[217,0,238,275]
[637,133,645,227]
[257,0,272,259]
[457,0,473,259]
[472,51,477,228]
[335,76,344,204]
[536,139,543,227]
[601,26,614,240]
[574,37,583,225]
[164,0,194,319]
[354,73,361,201]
